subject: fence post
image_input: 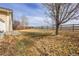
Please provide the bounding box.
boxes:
[72,24,74,32]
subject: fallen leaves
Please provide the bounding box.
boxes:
[0,29,79,56]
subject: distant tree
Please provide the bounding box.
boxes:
[20,15,28,29]
[13,20,20,30]
[13,20,24,30]
[43,3,79,35]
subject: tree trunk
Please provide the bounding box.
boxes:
[56,24,59,35]
[72,24,74,32]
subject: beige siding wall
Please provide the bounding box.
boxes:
[0,12,13,32]
[0,13,7,22]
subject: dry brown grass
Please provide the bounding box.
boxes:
[0,29,79,56]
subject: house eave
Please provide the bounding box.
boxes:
[0,7,13,13]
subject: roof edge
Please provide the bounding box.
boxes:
[0,7,13,12]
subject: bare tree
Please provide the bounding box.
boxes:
[43,3,79,35]
[13,20,21,30]
[20,15,28,29]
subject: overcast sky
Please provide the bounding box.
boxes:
[0,3,79,27]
